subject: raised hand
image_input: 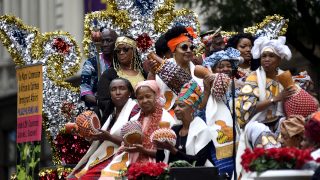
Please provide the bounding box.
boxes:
[274,85,297,102]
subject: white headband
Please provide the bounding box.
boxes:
[251,36,292,61]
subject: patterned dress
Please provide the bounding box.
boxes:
[236,73,285,149]
[236,74,282,127]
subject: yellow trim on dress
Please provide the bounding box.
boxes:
[117,71,145,89]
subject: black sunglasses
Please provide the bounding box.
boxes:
[114,47,131,54]
[180,44,195,51]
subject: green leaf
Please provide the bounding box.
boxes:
[34,145,41,153]
[16,167,26,180]
[192,161,196,167]
[169,160,195,167]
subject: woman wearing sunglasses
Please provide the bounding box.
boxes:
[97,36,148,114]
[148,26,203,114]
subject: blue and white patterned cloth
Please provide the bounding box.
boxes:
[203,47,241,68]
[80,54,110,110]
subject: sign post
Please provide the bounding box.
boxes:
[16,64,43,180]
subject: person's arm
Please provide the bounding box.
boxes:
[80,60,97,105]
[91,129,122,146]
[255,85,297,114]
[123,144,157,157]
[146,59,157,80]
[200,74,215,110]
[84,94,96,105]
[147,73,156,80]
[153,139,210,166]
[174,142,211,166]
[96,69,115,111]
[140,147,157,157]
[156,149,166,162]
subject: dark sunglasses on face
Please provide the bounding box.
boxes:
[180,44,195,51]
[114,47,131,54]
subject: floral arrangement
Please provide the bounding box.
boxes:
[241,147,314,175]
[116,162,170,180]
[116,160,195,180]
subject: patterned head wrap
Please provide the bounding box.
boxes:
[176,81,203,112]
[292,71,314,90]
[305,111,320,143]
[251,36,292,60]
[202,47,241,67]
[135,80,165,107]
[115,36,137,48]
[167,27,197,52]
[113,36,143,72]
[281,115,305,137]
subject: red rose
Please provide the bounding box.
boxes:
[273,152,281,160]
[266,151,273,159]
[296,161,303,168]
[244,148,252,154]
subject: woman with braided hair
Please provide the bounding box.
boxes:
[97,36,148,113]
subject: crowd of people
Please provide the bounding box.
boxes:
[68,25,320,180]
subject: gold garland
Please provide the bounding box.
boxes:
[244,14,289,38]
[220,31,238,38]
[83,7,132,59]
[0,14,82,92]
[46,54,80,92]
[39,166,73,178]
[40,31,82,92]
[154,7,201,36]
[153,0,175,33]
[11,166,73,180]
[1,15,82,165]
[0,14,40,66]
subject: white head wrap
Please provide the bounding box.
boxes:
[251,36,292,61]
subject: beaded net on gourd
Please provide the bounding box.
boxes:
[156,60,192,95]
[120,121,143,145]
[74,110,100,141]
[150,127,177,147]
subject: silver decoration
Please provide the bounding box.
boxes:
[250,19,288,39]
[87,0,201,62]
[1,0,202,147]
[40,35,85,139]
[166,14,201,47]
[0,19,85,141]
[0,20,36,65]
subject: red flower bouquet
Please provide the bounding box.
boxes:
[241,147,314,175]
[117,162,170,180]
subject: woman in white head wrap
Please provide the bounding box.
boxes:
[234,36,297,179]
[237,36,295,128]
